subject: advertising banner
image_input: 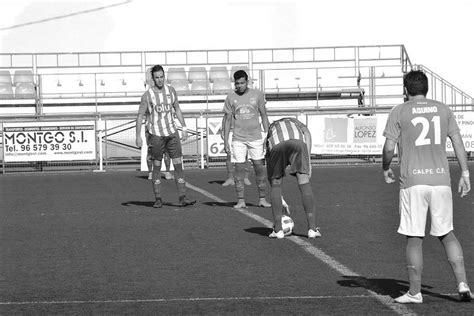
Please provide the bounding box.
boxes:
[207,117,226,157]
[448,112,474,151]
[206,112,473,157]
[3,121,96,162]
[308,114,388,155]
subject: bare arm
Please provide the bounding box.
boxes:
[450,133,471,197]
[382,138,397,183]
[223,112,232,154]
[136,112,145,148]
[259,105,270,133]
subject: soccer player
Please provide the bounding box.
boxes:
[136,64,196,208]
[223,70,271,208]
[382,70,472,303]
[266,117,321,239]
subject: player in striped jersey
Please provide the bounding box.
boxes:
[383,70,472,303]
[266,117,321,239]
[136,65,195,208]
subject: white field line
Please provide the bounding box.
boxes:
[186,183,417,316]
[0,294,387,306]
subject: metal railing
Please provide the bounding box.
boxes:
[414,64,473,106]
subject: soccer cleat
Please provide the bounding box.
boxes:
[222,178,235,186]
[394,292,423,304]
[244,178,252,186]
[458,282,473,302]
[269,230,285,239]
[148,172,153,180]
[163,171,173,180]
[258,198,271,208]
[178,196,196,207]
[308,228,322,238]
[233,200,247,209]
[153,198,163,208]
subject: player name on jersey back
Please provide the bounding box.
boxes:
[412,105,438,114]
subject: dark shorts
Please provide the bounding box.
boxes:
[266,139,310,180]
[148,131,183,161]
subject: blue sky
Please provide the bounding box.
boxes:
[1,0,472,96]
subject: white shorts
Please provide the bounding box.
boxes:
[398,185,453,237]
[231,138,265,163]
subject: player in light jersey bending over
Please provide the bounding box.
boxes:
[383,70,472,303]
[266,117,321,239]
[223,70,271,209]
[136,65,195,208]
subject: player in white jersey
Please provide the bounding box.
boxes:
[382,70,472,303]
[136,65,195,208]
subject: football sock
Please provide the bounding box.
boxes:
[234,162,245,199]
[173,163,186,196]
[406,236,423,295]
[299,182,316,229]
[440,232,468,285]
[152,168,162,199]
[253,160,267,198]
[270,182,283,231]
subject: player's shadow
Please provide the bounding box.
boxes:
[337,276,458,302]
[208,180,225,185]
[203,201,235,207]
[202,201,261,208]
[289,232,309,238]
[244,227,273,237]
[122,201,154,207]
[122,201,185,208]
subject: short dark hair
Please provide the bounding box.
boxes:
[233,70,248,81]
[150,65,164,76]
[403,70,428,97]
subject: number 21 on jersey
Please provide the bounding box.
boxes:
[411,116,441,146]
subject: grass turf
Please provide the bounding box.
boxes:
[1,163,473,315]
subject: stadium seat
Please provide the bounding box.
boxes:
[209,66,229,83]
[191,79,211,95]
[13,69,34,85]
[15,82,36,99]
[212,78,232,95]
[0,83,14,99]
[0,70,12,85]
[230,65,250,81]
[167,67,187,83]
[170,79,191,95]
[188,66,208,83]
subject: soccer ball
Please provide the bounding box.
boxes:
[281,215,294,236]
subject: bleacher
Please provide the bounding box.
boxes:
[0,45,419,116]
[0,45,472,117]
[0,45,472,121]
[0,45,472,173]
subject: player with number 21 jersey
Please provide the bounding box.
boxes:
[383,99,460,189]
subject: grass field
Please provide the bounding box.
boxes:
[1,163,473,315]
